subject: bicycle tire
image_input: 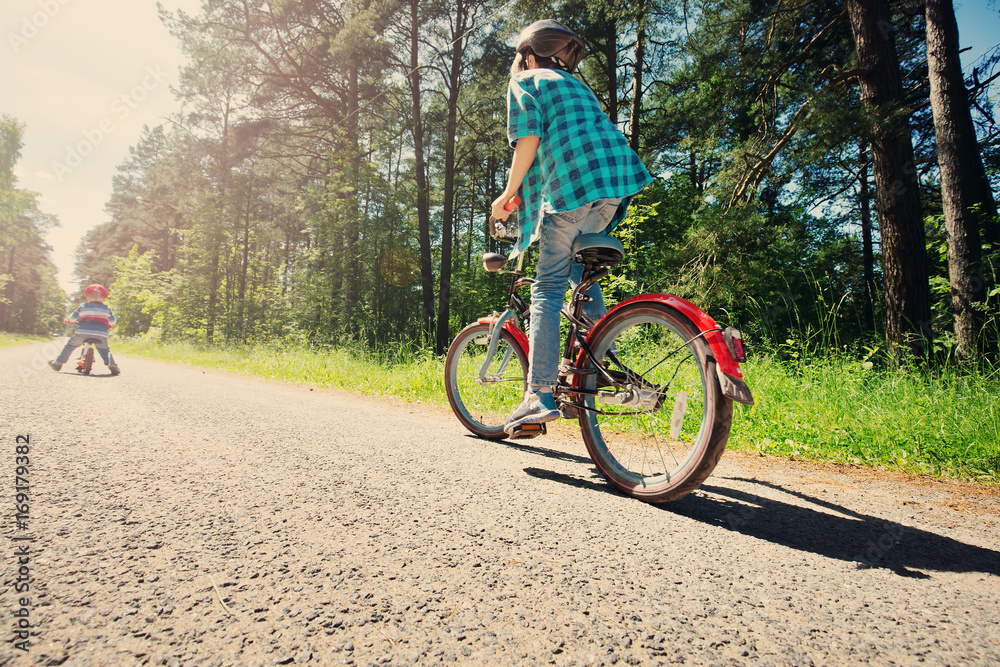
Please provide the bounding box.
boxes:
[83,347,95,375]
[577,302,732,502]
[445,322,528,440]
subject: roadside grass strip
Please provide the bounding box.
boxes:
[113,338,447,405]
[731,354,1000,483]
[0,334,51,347]
[114,338,1000,484]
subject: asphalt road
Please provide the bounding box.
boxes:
[1,341,998,665]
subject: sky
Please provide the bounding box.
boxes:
[2,0,202,293]
[2,0,1000,295]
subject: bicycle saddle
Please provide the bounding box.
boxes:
[482,253,506,272]
[572,233,624,267]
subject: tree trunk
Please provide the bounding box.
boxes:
[237,186,251,342]
[344,58,362,334]
[601,18,618,124]
[859,140,877,333]
[0,246,14,331]
[208,93,234,344]
[847,0,931,358]
[925,0,998,361]
[628,7,646,154]
[207,240,220,343]
[409,0,435,343]
[436,1,467,354]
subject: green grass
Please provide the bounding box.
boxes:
[0,333,52,347]
[114,338,1000,485]
[731,354,1000,483]
[114,338,449,405]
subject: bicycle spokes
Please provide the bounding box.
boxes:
[578,304,731,502]
[445,322,528,439]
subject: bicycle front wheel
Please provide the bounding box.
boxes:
[445,322,528,440]
[578,303,732,502]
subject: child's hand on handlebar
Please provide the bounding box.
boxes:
[490,193,520,222]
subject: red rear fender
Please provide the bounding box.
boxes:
[600,294,745,379]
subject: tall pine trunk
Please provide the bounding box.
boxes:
[628,7,646,154]
[344,59,362,335]
[601,18,618,124]
[237,185,251,342]
[847,0,931,358]
[0,246,14,331]
[436,1,468,354]
[925,0,998,360]
[409,0,435,344]
[859,141,877,334]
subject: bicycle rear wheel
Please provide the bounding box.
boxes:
[83,347,95,375]
[577,302,732,502]
[445,322,528,439]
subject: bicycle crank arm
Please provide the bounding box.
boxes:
[568,403,646,418]
[596,387,663,410]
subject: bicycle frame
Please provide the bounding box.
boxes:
[75,338,101,375]
[476,243,753,408]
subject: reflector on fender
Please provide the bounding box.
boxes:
[722,327,747,363]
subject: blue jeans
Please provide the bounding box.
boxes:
[55,333,115,366]
[527,198,621,390]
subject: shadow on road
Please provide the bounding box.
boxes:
[672,479,999,577]
[481,437,594,466]
[523,466,613,494]
[522,466,999,578]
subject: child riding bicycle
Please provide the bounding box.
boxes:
[48,283,120,376]
[490,19,652,437]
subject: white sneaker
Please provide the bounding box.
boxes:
[504,391,561,437]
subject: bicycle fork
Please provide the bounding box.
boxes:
[476,307,519,385]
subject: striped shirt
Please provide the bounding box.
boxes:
[68,302,116,339]
[506,68,653,257]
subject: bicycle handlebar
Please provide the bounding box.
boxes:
[489,196,521,241]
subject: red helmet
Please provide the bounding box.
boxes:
[84,284,108,298]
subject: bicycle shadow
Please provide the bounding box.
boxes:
[477,436,594,466]
[522,468,1000,578]
[62,371,118,379]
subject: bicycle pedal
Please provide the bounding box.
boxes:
[509,422,547,439]
[558,404,580,420]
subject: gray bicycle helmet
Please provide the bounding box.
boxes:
[515,20,585,73]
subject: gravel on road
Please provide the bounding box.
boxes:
[2,341,998,665]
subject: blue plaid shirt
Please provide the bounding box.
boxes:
[507,68,652,257]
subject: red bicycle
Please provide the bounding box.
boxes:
[444,214,754,502]
[63,318,115,376]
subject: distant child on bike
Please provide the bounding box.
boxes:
[490,19,652,437]
[48,283,120,376]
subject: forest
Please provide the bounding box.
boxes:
[3,0,999,365]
